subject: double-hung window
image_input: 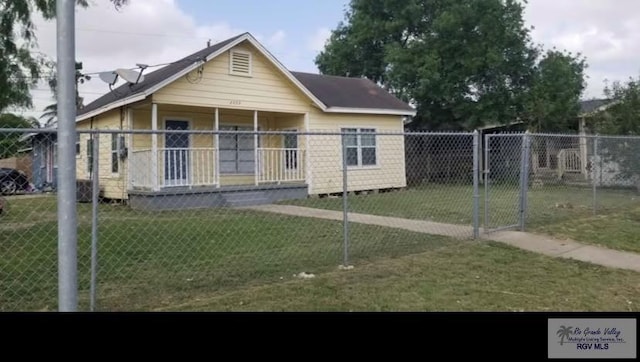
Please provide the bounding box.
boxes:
[342,128,377,167]
[219,126,255,174]
[87,138,93,173]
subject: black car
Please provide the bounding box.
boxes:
[0,168,30,195]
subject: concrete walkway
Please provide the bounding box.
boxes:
[247,204,640,273]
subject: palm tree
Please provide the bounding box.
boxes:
[40,103,57,127]
[556,325,573,345]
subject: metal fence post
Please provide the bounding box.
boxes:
[341,132,350,267]
[56,0,78,311]
[484,134,490,231]
[522,132,531,231]
[518,131,530,231]
[90,134,100,311]
[472,130,480,239]
[593,135,599,216]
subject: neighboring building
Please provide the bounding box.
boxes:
[19,131,58,191]
[530,98,615,184]
[75,32,415,209]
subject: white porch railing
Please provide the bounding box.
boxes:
[130,147,306,189]
[557,148,581,179]
[131,148,217,188]
[257,148,306,183]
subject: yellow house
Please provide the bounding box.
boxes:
[75,33,415,210]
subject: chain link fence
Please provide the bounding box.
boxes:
[483,133,640,232]
[1,128,639,311]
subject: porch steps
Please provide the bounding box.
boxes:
[223,191,271,207]
[532,170,589,187]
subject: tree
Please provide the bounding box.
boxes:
[0,113,39,158]
[0,0,128,113]
[594,77,640,136]
[525,50,587,132]
[316,0,539,130]
[592,76,640,192]
[40,61,91,126]
[40,103,58,126]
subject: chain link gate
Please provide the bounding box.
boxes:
[483,133,530,233]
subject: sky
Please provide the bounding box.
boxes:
[15,0,640,121]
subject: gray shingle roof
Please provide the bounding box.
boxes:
[290,71,414,113]
[579,99,612,115]
[78,33,415,118]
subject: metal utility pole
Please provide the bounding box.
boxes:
[56,0,78,311]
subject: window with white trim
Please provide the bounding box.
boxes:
[87,138,93,173]
[342,128,377,167]
[111,133,119,174]
[75,133,80,155]
[229,50,252,76]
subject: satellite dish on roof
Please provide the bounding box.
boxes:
[115,68,145,84]
[98,71,118,85]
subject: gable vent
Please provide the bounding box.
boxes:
[230,50,252,76]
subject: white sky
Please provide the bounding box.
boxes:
[12,0,640,122]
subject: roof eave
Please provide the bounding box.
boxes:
[76,93,147,122]
[324,106,416,116]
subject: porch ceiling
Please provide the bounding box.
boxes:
[131,103,305,118]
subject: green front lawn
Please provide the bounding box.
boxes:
[2,191,639,312]
[536,206,640,253]
[0,196,458,311]
[282,184,640,253]
[283,184,640,228]
[163,241,640,312]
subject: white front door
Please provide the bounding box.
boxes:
[164,120,190,186]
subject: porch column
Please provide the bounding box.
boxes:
[214,107,220,188]
[151,103,159,191]
[304,112,311,193]
[126,107,133,190]
[254,110,259,186]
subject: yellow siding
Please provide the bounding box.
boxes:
[76,120,91,182]
[76,109,129,200]
[132,108,152,150]
[307,111,406,194]
[153,41,313,114]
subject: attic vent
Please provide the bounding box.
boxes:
[230,50,252,76]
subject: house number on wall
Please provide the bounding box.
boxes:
[229,100,242,105]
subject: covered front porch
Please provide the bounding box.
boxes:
[128,103,309,191]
